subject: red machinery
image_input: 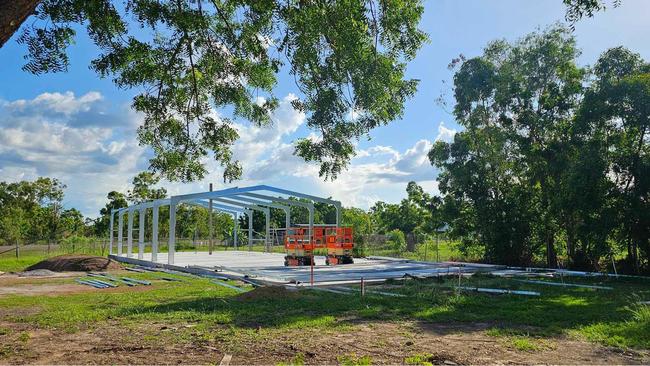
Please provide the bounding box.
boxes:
[284,225,354,266]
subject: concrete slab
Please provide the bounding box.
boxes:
[111,250,495,285]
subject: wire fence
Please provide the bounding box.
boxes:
[0,232,462,262]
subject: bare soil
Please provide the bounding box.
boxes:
[24,255,122,272]
[0,318,647,365]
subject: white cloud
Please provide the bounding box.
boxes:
[0,90,441,216]
[0,91,146,216]
[435,121,457,143]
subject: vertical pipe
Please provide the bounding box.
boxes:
[335,203,341,228]
[127,208,134,258]
[152,204,159,262]
[209,183,213,255]
[308,205,314,252]
[233,212,238,250]
[117,212,124,255]
[265,208,270,252]
[109,209,115,255]
[284,208,290,229]
[168,201,177,265]
[138,207,145,260]
[248,210,253,251]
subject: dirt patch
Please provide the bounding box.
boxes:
[24,255,122,272]
[235,286,299,301]
[0,319,647,365]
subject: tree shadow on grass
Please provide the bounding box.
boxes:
[111,276,648,349]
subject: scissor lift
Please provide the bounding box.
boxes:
[284,226,354,266]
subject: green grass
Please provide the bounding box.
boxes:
[0,267,649,350]
[337,354,373,366]
[365,239,463,262]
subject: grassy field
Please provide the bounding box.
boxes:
[1,245,649,363]
[0,266,649,362]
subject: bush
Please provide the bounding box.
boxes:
[387,229,406,252]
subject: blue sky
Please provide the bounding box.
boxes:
[1,0,649,217]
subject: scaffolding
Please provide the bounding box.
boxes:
[108,185,342,265]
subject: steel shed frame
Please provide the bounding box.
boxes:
[109,185,342,265]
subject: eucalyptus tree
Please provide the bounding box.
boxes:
[1,0,426,182]
[577,47,650,272]
[430,26,586,267]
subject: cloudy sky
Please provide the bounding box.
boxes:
[1,0,650,217]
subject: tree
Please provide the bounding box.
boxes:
[577,47,650,272]
[127,172,167,204]
[430,25,586,267]
[430,26,649,272]
[2,0,426,182]
[563,0,622,24]
[95,191,128,237]
[0,177,68,245]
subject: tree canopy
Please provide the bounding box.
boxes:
[430,25,649,272]
[1,0,426,183]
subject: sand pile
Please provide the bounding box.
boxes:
[25,255,123,272]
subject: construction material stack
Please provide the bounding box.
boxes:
[284,225,354,266]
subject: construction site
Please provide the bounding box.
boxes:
[106,185,636,290]
[1,184,648,364]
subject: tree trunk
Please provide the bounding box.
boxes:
[0,0,41,48]
[546,230,558,269]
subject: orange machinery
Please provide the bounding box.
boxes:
[284,226,354,266]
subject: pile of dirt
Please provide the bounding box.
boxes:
[235,286,298,301]
[25,255,123,272]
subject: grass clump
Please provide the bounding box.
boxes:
[337,354,372,366]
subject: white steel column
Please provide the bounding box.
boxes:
[233,212,238,250]
[109,209,115,255]
[308,206,314,248]
[168,200,177,264]
[284,208,290,229]
[335,202,341,228]
[265,208,270,252]
[117,211,124,255]
[138,206,145,260]
[247,209,253,251]
[127,209,134,258]
[208,183,213,255]
[152,204,159,262]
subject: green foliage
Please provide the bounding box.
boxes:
[386,229,407,252]
[128,172,167,204]
[0,178,76,245]
[430,25,649,272]
[337,354,372,366]
[15,0,427,182]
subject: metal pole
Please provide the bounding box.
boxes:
[265,208,270,252]
[248,210,253,251]
[168,201,177,265]
[436,232,440,262]
[308,206,314,251]
[209,183,213,255]
[284,208,290,229]
[233,212,238,250]
[138,207,145,260]
[117,212,124,255]
[109,210,115,255]
[152,204,159,262]
[335,203,341,228]
[127,209,134,258]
